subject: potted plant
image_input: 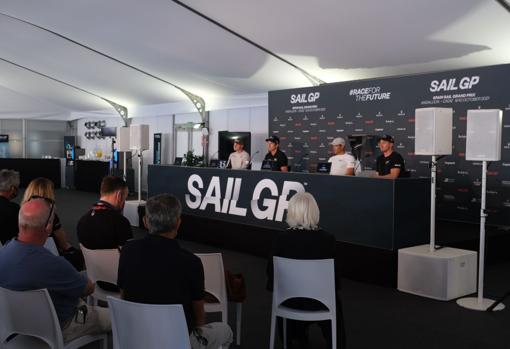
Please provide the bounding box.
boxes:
[183,150,204,167]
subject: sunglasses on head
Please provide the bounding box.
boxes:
[29,195,55,227]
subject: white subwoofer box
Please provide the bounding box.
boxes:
[117,127,130,152]
[466,109,502,161]
[398,245,477,301]
[414,107,453,155]
[129,124,150,151]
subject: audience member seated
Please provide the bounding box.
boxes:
[266,192,345,349]
[22,177,84,271]
[77,175,132,249]
[0,198,111,342]
[118,193,233,349]
[0,169,20,245]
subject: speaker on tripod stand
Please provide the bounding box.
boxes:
[398,107,477,301]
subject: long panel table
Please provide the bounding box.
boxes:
[148,165,430,250]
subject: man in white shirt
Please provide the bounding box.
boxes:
[328,137,355,176]
[227,139,251,169]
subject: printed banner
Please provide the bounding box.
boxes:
[269,64,510,226]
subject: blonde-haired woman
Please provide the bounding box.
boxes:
[266,192,345,349]
[22,177,84,270]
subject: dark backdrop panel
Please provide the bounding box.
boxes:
[269,63,510,226]
[0,158,61,188]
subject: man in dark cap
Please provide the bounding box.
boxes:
[375,135,406,179]
[263,135,288,172]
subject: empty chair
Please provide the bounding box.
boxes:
[0,287,107,349]
[269,257,337,349]
[197,253,244,345]
[44,237,59,256]
[80,243,120,304]
[107,296,191,349]
[195,253,228,323]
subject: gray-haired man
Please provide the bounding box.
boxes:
[0,169,20,244]
[118,194,233,349]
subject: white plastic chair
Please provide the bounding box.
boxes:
[80,244,120,304]
[107,296,191,349]
[44,237,59,256]
[0,287,107,349]
[195,253,228,321]
[269,257,337,349]
[196,253,243,345]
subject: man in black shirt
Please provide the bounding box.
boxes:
[263,135,289,172]
[375,135,406,179]
[0,169,20,244]
[77,176,132,249]
[118,194,232,349]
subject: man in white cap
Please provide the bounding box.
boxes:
[226,139,250,170]
[327,137,355,176]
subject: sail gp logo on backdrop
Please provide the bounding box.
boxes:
[429,76,479,92]
[185,174,305,221]
[290,92,320,104]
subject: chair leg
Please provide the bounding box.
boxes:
[269,314,276,349]
[101,334,108,349]
[236,303,242,346]
[283,318,287,349]
[331,319,337,349]
[222,305,228,324]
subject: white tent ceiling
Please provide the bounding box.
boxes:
[0,0,509,120]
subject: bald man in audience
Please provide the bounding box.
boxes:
[0,198,111,342]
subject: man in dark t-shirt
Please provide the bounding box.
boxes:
[77,176,132,249]
[118,194,232,349]
[0,169,20,244]
[375,135,406,179]
[263,135,289,172]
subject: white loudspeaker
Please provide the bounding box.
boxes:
[129,124,150,151]
[466,109,502,161]
[414,107,453,155]
[398,245,477,301]
[117,127,130,152]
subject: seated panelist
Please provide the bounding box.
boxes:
[263,135,288,172]
[226,139,250,170]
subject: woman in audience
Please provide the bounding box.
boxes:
[22,177,84,270]
[266,192,345,349]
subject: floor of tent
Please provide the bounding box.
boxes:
[30,189,510,348]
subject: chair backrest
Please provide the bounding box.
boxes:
[0,287,64,349]
[107,296,191,349]
[80,244,120,285]
[273,257,336,312]
[195,253,227,304]
[44,237,59,256]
